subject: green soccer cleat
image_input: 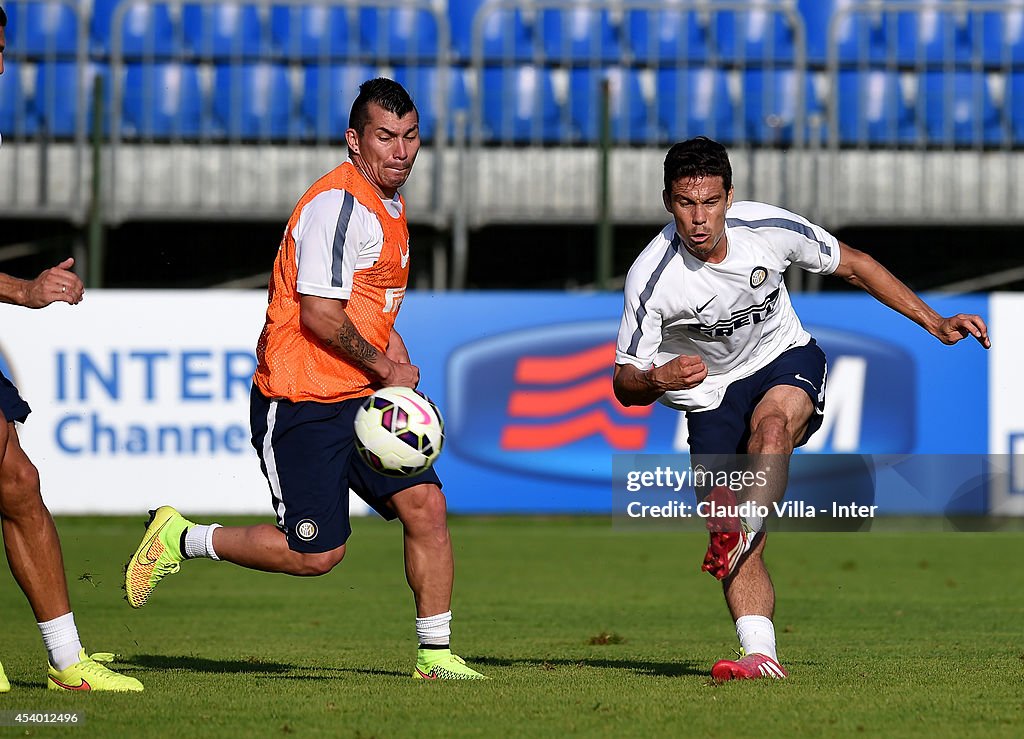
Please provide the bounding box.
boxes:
[0,660,10,693]
[48,651,143,692]
[124,506,195,608]
[413,649,488,680]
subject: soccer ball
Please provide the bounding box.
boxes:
[354,386,445,477]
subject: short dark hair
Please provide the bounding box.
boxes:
[348,78,417,134]
[663,137,733,194]
[0,5,7,28]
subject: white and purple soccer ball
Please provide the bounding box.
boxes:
[354,386,445,477]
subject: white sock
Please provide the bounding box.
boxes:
[38,612,83,671]
[745,514,764,534]
[184,523,222,560]
[416,610,452,648]
[735,615,778,662]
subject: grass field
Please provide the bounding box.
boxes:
[0,516,1022,737]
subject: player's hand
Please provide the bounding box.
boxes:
[650,355,708,391]
[379,359,420,389]
[934,313,990,349]
[24,257,84,308]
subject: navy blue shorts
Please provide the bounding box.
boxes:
[686,340,827,456]
[250,386,442,553]
[0,369,31,424]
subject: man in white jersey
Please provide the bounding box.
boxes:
[613,137,989,681]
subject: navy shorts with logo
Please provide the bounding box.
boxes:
[686,339,827,456]
[250,386,442,554]
[0,369,31,424]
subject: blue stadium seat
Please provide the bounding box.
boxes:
[626,1,711,63]
[183,3,268,59]
[35,61,109,137]
[715,2,796,63]
[981,5,1024,64]
[212,63,296,140]
[743,69,819,145]
[92,0,178,57]
[270,4,358,61]
[122,63,204,139]
[922,72,1003,147]
[569,67,657,144]
[392,66,469,143]
[799,0,896,65]
[836,70,917,145]
[896,0,975,64]
[480,66,565,144]
[302,63,374,140]
[1010,73,1024,145]
[656,68,739,144]
[360,6,438,60]
[450,0,536,62]
[541,5,622,63]
[5,0,79,56]
[0,60,38,136]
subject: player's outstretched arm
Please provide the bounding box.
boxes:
[0,257,84,308]
[386,327,411,364]
[613,356,708,407]
[299,294,420,387]
[830,242,990,349]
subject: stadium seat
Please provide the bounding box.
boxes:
[302,63,374,141]
[1010,73,1024,145]
[656,68,739,144]
[896,0,975,64]
[798,0,896,65]
[391,66,469,143]
[35,61,109,137]
[980,2,1024,64]
[922,72,1003,147]
[182,2,269,59]
[625,0,711,63]
[541,4,622,63]
[568,67,657,144]
[743,68,820,145]
[5,0,79,56]
[450,0,536,62]
[0,60,38,137]
[122,63,204,139]
[270,4,358,61]
[715,1,796,63]
[212,63,296,140]
[92,0,179,57]
[480,65,565,144]
[836,70,917,146]
[360,5,439,61]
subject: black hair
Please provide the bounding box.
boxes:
[348,78,417,134]
[0,6,7,28]
[663,136,733,194]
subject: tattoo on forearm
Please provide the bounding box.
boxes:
[334,321,379,367]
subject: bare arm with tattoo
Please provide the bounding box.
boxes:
[299,294,419,387]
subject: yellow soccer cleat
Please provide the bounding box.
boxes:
[124,506,195,608]
[48,651,143,692]
[0,660,10,692]
[413,649,488,680]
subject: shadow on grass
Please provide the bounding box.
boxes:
[471,655,706,677]
[124,654,405,678]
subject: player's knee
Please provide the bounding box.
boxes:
[400,484,448,528]
[296,547,345,576]
[749,415,793,454]
[0,458,43,516]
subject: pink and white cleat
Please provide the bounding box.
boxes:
[711,650,789,681]
[701,486,757,580]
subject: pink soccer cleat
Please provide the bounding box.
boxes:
[711,651,789,681]
[700,486,755,580]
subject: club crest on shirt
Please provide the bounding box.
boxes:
[750,266,769,289]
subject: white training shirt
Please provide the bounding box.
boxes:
[615,200,841,412]
[292,161,404,300]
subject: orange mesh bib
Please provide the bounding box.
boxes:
[254,162,410,402]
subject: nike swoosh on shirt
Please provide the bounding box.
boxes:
[399,241,410,268]
[696,296,717,312]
